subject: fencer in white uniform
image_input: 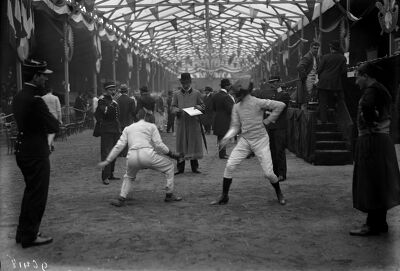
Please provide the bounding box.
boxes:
[211,81,287,205]
[98,109,182,206]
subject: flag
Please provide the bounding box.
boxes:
[170,18,178,31]
[265,0,271,8]
[277,13,286,26]
[127,0,136,13]
[150,6,159,20]
[170,37,175,47]
[8,0,35,61]
[238,17,246,30]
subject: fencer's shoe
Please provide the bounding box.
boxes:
[210,177,232,205]
[210,195,229,205]
[102,179,110,185]
[164,193,182,202]
[110,196,126,207]
[21,235,53,248]
[174,171,184,175]
[109,176,120,180]
[271,182,286,205]
[192,169,201,174]
[349,224,380,236]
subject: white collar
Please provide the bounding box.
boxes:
[220,88,228,93]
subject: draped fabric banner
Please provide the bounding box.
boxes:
[170,18,178,31]
[238,17,246,30]
[219,4,225,15]
[319,14,344,33]
[261,22,269,36]
[8,0,35,61]
[150,6,159,20]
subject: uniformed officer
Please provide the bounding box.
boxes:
[95,82,121,185]
[13,59,60,248]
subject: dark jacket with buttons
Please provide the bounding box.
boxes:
[94,97,121,134]
[13,83,60,157]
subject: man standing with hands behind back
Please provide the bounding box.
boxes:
[212,79,234,159]
[13,60,60,248]
[172,73,205,174]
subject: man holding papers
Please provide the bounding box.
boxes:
[172,73,205,174]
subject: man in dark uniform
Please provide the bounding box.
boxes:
[212,79,234,159]
[264,76,291,181]
[116,84,136,157]
[95,82,121,185]
[13,59,60,248]
[201,86,215,134]
[136,86,156,123]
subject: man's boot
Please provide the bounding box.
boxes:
[110,196,126,207]
[271,182,286,205]
[211,178,232,205]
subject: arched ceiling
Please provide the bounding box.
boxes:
[94,0,314,73]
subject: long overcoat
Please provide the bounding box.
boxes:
[212,90,234,137]
[172,88,204,159]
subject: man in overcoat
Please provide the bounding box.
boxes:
[212,79,234,159]
[172,73,205,174]
[117,84,136,157]
[316,40,347,123]
[13,60,60,248]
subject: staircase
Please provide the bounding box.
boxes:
[314,122,353,165]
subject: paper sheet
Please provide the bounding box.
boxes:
[182,107,203,116]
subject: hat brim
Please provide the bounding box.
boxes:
[268,79,279,83]
[38,69,53,74]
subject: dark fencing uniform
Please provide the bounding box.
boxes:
[13,82,60,245]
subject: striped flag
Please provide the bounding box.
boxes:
[7,0,35,61]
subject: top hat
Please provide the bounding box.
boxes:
[180,73,192,82]
[268,75,280,83]
[329,40,341,51]
[23,59,53,74]
[103,81,116,90]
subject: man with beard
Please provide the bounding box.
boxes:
[172,73,205,174]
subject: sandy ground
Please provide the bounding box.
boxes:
[0,129,400,271]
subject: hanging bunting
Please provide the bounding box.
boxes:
[277,13,286,26]
[170,37,175,47]
[249,7,258,23]
[190,3,195,15]
[221,27,226,36]
[238,17,246,30]
[123,13,131,22]
[219,3,225,15]
[261,22,269,36]
[319,14,344,32]
[294,2,313,23]
[170,18,178,31]
[238,38,242,45]
[199,12,205,19]
[127,0,136,13]
[147,27,155,40]
[265,0,271,8]
[334,0,360,22]
[149,6,159,20]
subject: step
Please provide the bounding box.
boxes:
[315,140,347,150]
[314,150,353,165]
[316,122,338,132]
[315,132,343,141]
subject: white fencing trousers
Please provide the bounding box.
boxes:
[223,136,278,184]
[119,148,174,198]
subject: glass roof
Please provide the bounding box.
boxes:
[95,0,313,72]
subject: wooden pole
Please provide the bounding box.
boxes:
[112,45,116,87]
[64,21,70,124]
[93,70,97,97]
[136,54,140,89]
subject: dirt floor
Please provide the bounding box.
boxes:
[1,129,400,271]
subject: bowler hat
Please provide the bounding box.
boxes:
[103,81,116,90]
[220,78,231,88]
[23,59,53,74]
[329,40,341,51]
[180,73,192,82]
[140,86,149,93]
[268,75,280,83]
